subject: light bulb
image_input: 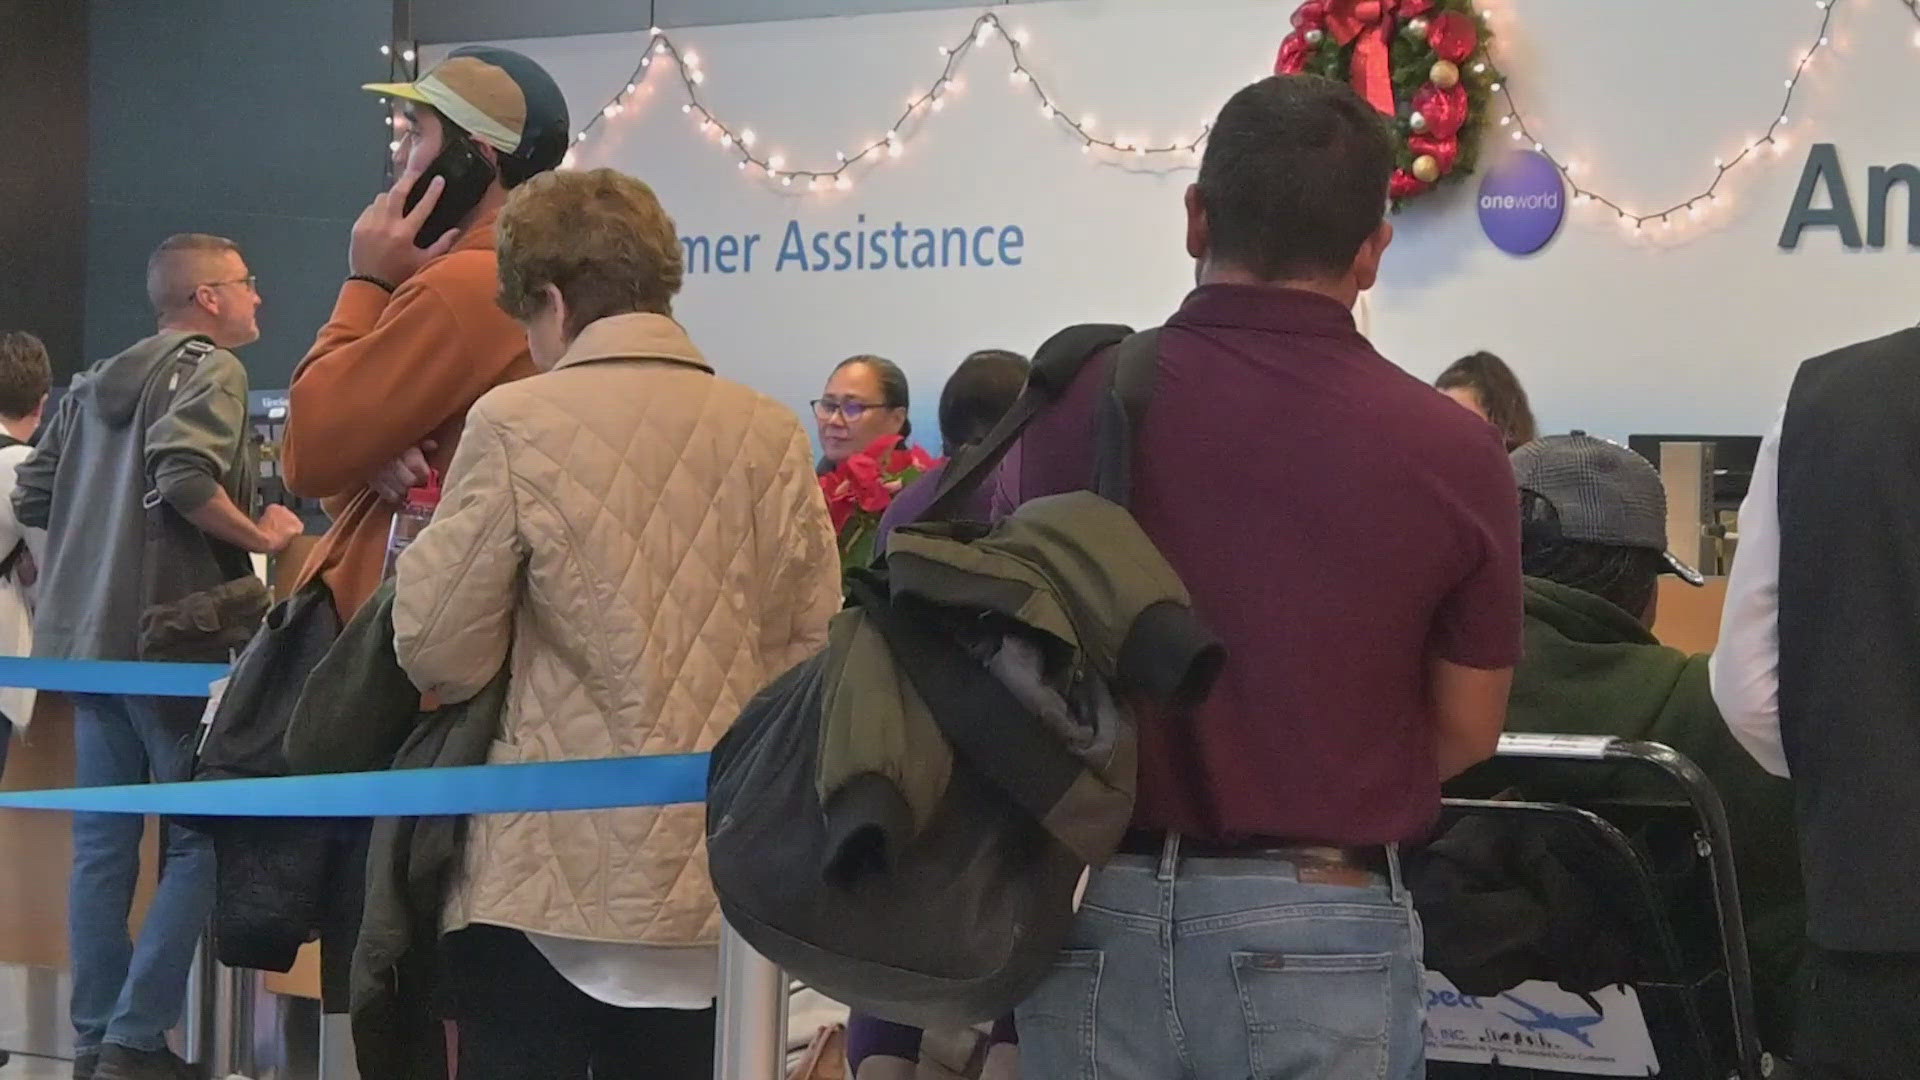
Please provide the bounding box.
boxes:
[1532,141,1543,152]
[388,140,400,153]
[626,83,637,95]
[1490,82,1503,93]
[1472,62,1486,74]
[604,105,619,119]
[1780,114,1789,125]
[769,154,785,170]
[1082,115,1096,131]
[1499,115,1512,126]
[888,141,903,159]
[932,97,944,111]
[938,45,950,56]
[384,116,393,126]
[700,119,712,132]
[1511,130,1523,141]
[575,132,587,143]
[684,50,700,66]
[738,160,748,171]
[691,70,705,84]
[641,57,651,68]
[655,42,668,55]
[1081,142,1092,154]
[835,175,851,191]
[886,129,898,141]
[379,44,391,56]
[402,48,416,62]
[741,129,756,147]
[781,175,792,187]
[721,133,733,147]
[1041,104,1054,118]
[1784,78,1794,88]
[681,104,692,114]
[1014,28,1031,45]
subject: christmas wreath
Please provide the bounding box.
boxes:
[1276,0,1496,203]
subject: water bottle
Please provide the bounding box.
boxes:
[382,469,442,579]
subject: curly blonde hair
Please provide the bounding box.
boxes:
[496,168,684,337]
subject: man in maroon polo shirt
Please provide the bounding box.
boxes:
[1002,76,1522,1079]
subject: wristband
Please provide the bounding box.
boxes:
[347,273,397,293]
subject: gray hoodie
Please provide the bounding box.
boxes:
[14,331,254,661]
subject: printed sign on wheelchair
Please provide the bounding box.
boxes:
[1423,972,1660,1077]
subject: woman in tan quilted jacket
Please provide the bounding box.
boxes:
[391,168,842,1080]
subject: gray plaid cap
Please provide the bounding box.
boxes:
[1512,433,1706,586]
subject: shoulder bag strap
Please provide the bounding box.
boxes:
[917,323,1134,525]
[1091,328,1162,509]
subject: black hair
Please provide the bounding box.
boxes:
[1520,490,1666,620]
[834,355,912,438]
[937,350,1030,459]
[1195,75,1395,281]
[1437,351,1539,450]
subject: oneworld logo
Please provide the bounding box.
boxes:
[1479,193,1562,212]
[1479,149,1567,256]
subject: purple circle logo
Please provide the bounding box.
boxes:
[1478,149,1566,256]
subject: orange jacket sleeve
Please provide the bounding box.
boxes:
[283,277,506,499]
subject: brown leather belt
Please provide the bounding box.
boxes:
[1117,829,1390,890]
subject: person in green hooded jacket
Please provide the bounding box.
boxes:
[1456,433,1805,1054]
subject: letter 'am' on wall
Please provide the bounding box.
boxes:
[1780,143,1920,250]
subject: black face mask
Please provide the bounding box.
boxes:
[404,131,499,248]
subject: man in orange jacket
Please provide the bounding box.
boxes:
[284,46,567,623]
[276,47,566,1021]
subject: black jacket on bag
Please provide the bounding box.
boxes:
[282,579,506,1080]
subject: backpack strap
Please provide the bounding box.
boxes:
[139,336,218,511]
[917,323,1133,525]
[0,433,27,583]
[1092,329,1162,508]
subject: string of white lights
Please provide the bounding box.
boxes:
[541,10,1212,190]
[380,1,1920,207]
[1486,0,1856,233]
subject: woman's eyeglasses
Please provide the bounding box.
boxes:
[812,399,892,422]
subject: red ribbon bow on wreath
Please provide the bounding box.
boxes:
[1324,0,1395,116]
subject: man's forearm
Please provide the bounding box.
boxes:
[183,488,275,553]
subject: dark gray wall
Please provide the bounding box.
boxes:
[87,0,393,389]
[0,0,89,378]
[413,0,1036,44]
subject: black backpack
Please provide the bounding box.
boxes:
[707,324,1217,1026]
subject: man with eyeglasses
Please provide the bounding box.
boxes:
[14,233,301,1080]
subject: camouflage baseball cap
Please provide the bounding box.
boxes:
[1512,433,1705,586]
[365,46,570,171]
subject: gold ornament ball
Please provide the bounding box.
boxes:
[1412,155,1442,184]
[1430,60,1460,90]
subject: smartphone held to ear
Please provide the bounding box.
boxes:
[404,136,497,249]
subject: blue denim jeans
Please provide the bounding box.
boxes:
[69,693,214,1054]
[1015,837,1425,1080]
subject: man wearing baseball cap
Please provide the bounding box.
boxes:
[282,46,567,625]
[1468,433,1804,1052]
[272,46,565,1025]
